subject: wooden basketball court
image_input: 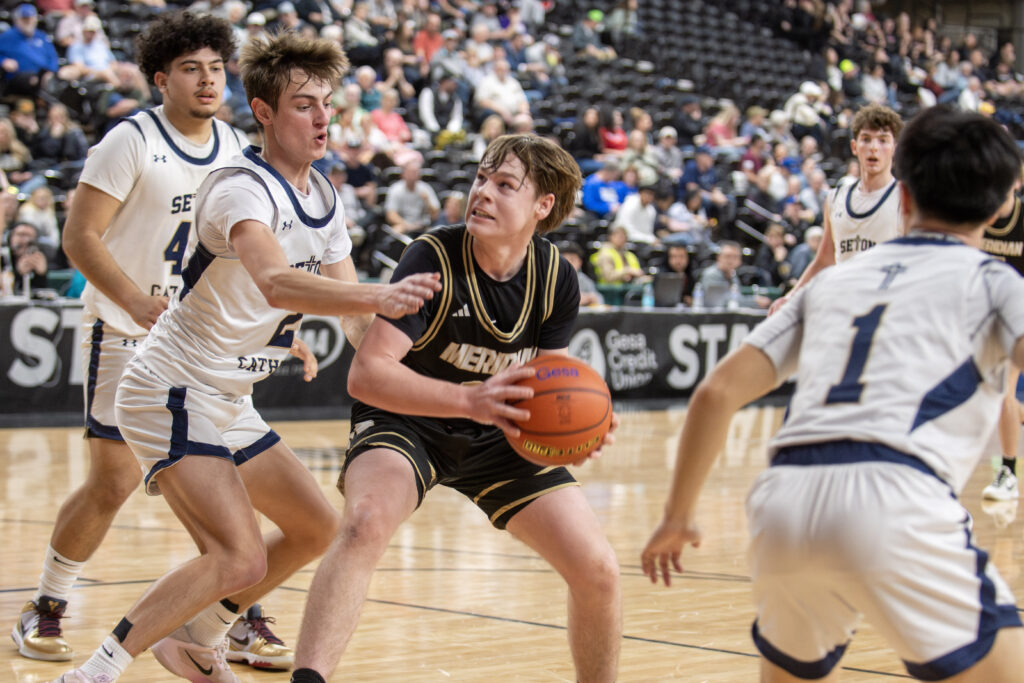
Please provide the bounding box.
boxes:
[2,404,1021,681]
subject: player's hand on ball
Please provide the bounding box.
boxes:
[641,517,702,586]
[466,364,535,435]
[568,411,619,466]
[289,338,318,382]
[378,272,442,317]
[128,292,169,330]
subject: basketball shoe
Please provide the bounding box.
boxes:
[225,604,293,670]
[981,499,1018,529]
[49,671,113,683]
[151,626,239,683]
[982,465,1019,501]
[12,594,73,661]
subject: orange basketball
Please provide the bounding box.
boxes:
[506,355,613,466]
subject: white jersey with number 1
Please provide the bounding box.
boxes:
[78,106,248,337]
[746,232,1024,495]
[135,146,351,399]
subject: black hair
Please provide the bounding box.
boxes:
[135,11,236,84]
[894,106,1022,224]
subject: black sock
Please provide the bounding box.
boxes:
[291,668,326,683]
[220,598,240,613]
[112,617,133,642]
[1003,456,1017,474]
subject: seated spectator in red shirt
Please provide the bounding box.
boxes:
[598,106,628,155]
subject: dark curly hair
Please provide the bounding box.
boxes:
[134,11,236,85]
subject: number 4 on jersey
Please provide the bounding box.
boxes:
[163,221,191,275]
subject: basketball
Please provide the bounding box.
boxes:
[506,355,613,466]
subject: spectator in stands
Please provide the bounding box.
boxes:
[0,4,59,98]
[243,12,268,44]
[765,109,796,155]
[294,0,338,29]
[328,163,371,260]
[591,224,645,285]
[18,186,59,248]
[572,9,615,62]
[658,187,711,248]
[698,240,769,309]
[798,167,829,223]
[504,32,550,98]
[354,64,383,111]
[740,134,768,184]
[336,133,379,209]
[371,87,413,149]
[384,159,440,236]
[413,13,444,65]
[272,2,307,34]
[96,62,150,134]
[418,71,464,144]
[958,75,986,113]
[739,105,769,142]
[473,58,530,127]
[703,101,747,157]
[568,106,605,175]
[628,107,655,143]
[433,190,466,228]
[620,129,660,187]
[0,117,32,185]
[672,94,704,150]
[679,146,723,205]
[7,220,49,293]
[787,224,823,283]
[656,243,695,305]
[581,162,627,219]
[55,0,106,50]
[753,222,791,288]
[861,60,890,106]
[612,180,658,244]
[379,47,417,107]
[606,0,643,58]
[62,15,117,84]
[345,2,382,67]
[470,113,505,161]
[653,126,684,181]
[598,105,627,156]
[31,102,87,169]
[558,240,603,306]
[471,0,504,41]
[9,98,37,148]
[464,22,496,68]
[784,80,829,148]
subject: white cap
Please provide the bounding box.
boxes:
[247,12,266,25]
[82,15,102,31]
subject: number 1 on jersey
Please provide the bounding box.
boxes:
[825,304,887,404]
[163,221,191,275]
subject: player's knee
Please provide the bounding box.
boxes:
[90,467,143,510]
[339,501,396,555]
[218,548,269,593]
[569,547,620,597]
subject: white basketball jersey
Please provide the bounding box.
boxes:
[80,106,248,337]
[828,176,903,262]
[137,147,351,398]
[745,232,1024,494]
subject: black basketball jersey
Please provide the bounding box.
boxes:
[384,224,580,388]
[983,195,1024,275]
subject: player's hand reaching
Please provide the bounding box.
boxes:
[376,272,442,318]
[289,338,318,382]
[465,364,536,435]
[127,292,169,330]
[641,517,702,586]
[568,412,620,466]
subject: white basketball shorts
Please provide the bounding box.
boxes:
[80,316,144,441]
[746,441,1021,680]
[115,354,280,495]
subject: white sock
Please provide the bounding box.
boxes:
[36,545,85,603]
[80,635,132,681]
[186,601,240,648]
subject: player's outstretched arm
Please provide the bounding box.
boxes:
[641,344,777,586]
[232,219,440,317]
[348,317,535,428]
[768,199,837,315]
[62,183,168,329]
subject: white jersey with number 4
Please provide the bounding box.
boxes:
[746,232,1024,494]
[828,176,903,263]
[136,147,351,399]
[79,106,248,337]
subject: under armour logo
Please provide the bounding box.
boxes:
[121,338,138,347]
[282,220,294,230]
[153,154,167,163]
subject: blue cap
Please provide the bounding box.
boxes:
[15,4,37,18]
[781,157,802,172]
[695,145,712,155]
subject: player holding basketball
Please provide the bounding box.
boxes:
[769,104,903,314]
[50,31,440,683]
[289,134,622,683]
[643,106,1024,681]
[14,11,298,671]
[981,187,1024,503]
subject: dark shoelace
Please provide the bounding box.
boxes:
[248,616,284,645]
[35,609,64,638]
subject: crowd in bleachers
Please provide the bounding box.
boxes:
[0,0,1021,306]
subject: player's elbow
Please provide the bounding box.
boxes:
[257,269,295,310]
[347,354,374,402]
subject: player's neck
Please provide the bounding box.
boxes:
[162,104,214,145]
[859,168,894,193]
[471,237,528,282]
[261,144,313,194]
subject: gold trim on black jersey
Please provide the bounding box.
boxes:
[411,234,454,351]
[487,481,581,525]
[463,231,536,342]
[987,197,1021,238]
[542,241,558,323]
